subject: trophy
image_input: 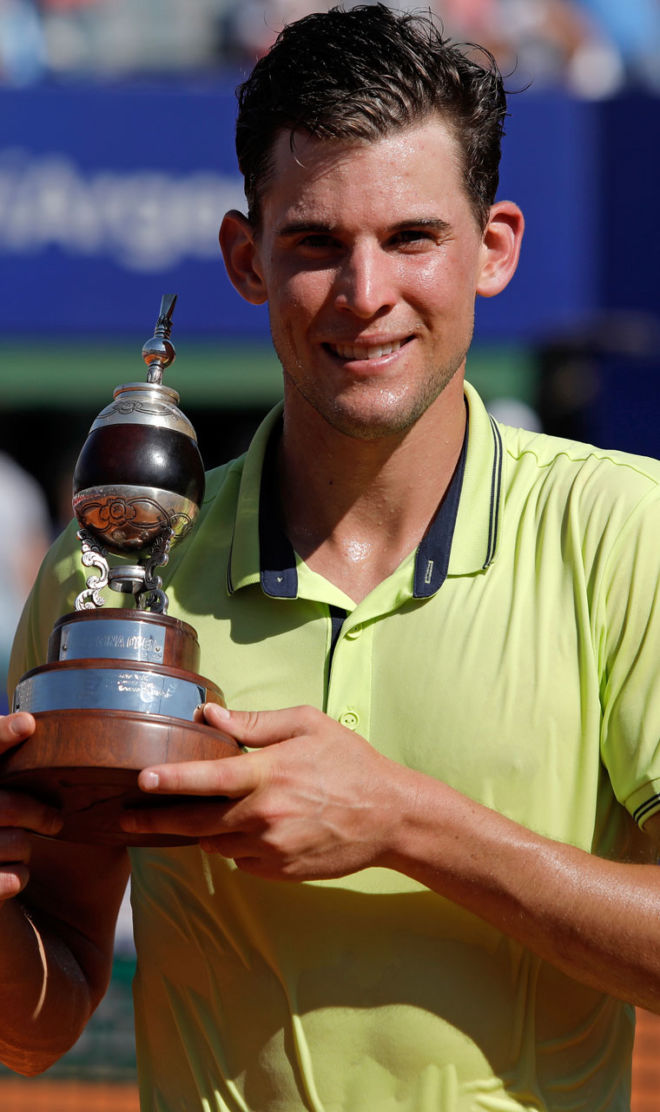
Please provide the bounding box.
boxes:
[2,295,238,846]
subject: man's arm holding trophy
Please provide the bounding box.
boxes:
[0,722,129,1074]
[0,296,236,1073]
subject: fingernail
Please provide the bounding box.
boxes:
[140,771,159,791]
[9,713,33,736]
[209,703,231,720]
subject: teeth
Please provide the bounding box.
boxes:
[331,340,404,360]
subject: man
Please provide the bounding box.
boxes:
[2,5,660,1110]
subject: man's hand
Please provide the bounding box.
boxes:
[0,713,63,901]
[121,703,402,880]
[119,703,660,1012]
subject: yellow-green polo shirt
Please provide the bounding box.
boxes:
[9,382,660,1112]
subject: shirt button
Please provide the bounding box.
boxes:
[344,624,362,640]
[339,711,359,729]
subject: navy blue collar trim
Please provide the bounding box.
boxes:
[259,420,298,598]
[412,417,468,599]
[484,416,503,568]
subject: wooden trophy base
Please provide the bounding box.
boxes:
[0,708,239,847]
[5,609,238,847]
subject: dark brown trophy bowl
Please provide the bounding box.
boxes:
[3,610,238,847]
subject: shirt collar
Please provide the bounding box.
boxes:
[227,403,283,595]
[228,382,503,599]
[258,418,298,598]
[448,380,503,575]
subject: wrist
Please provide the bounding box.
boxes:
[375,763,453,875]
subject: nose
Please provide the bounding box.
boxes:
[333,241,396,319]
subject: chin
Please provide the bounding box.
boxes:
[318,381,455,441]
[319,401,433,442]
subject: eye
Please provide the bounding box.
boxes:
[388,228,437,249]
[298,233,341,251]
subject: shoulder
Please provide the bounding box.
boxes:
[497,421,660,513]
[197,405,283,524]
[200,455,245,511]
[188,454,247,547]
[492,423,660,583]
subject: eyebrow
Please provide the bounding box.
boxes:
[276,221,333,238]
[276,216,452,239]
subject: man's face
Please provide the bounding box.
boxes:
[242,117,493,440]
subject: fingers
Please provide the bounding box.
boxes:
[134,752,264,798]
[0,790,63,902]
[0,828,33,899]
[0,790,63,840]
[0,713,63,902]
[134,701,324,799]
[200,702,318,748]
[121,705,297,837]
[0,862,30,900]
[0,713,36,756]
[121,797,233,839]
[121,801,285,873]
[131,702,321,798]
[0,711,61,842]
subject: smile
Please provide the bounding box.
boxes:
[325,338,410,361]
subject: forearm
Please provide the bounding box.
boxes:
[122,701,660,1011]
[0,896,97,1075]
[383,768,660,1011]
[0,714,131,1074]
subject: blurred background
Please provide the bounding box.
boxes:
[0,1,659,1108]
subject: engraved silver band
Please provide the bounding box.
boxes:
[57,618,167,664]
[13,668,206,719]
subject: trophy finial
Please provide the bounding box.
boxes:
[142,293,178,385]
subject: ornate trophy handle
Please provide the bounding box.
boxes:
[75,530,110,610]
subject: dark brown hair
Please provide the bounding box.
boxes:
[235,3,508,230]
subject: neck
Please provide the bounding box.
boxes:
[278,375,467,602]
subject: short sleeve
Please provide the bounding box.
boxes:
[599,489,660,827]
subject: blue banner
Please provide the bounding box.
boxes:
[0,81,649,343]
[0,81,269,338]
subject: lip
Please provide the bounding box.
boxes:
[322,335,413,366]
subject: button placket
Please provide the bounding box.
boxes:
[327,617,372,739]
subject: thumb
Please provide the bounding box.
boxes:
[201,702,314,749]
[0,712,36,756]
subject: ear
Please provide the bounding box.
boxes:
[476,201,525,298]
[219,209,268,305]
